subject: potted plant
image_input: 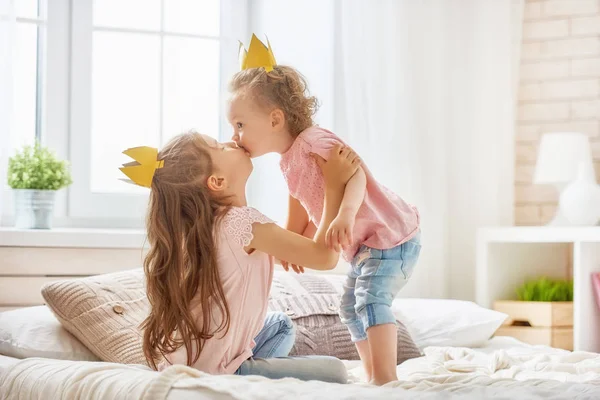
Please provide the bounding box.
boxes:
[7,142,72,229]
[493,277,573,350]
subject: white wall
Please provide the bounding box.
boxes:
[515,0,600,225]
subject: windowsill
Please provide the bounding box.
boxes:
[0,227,348,273]
[0,227,147,248]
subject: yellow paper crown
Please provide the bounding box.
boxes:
[119,146,164,188]
[239,34,277,72]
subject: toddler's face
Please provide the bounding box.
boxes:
[201,135,253,186]
[227,94,274,158]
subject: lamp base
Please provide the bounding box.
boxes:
[545,209,571,226]
[543,184,570,226]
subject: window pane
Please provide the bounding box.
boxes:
[163,37,219,143]
[91,31,160,194]
[164,0,220,36]
[94,0,160,31]
[13,23,38,153]
[15,0,37,19]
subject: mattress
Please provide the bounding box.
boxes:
[0,355,19,374]
[2,337,600,400]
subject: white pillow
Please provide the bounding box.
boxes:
[0,306,100,361]
[392,298,507,349]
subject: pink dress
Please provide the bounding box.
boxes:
[280,126,420,261]
[158,206,274,374]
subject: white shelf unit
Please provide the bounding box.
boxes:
[476,227,600,352]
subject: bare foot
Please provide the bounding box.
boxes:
[369,377,397,386]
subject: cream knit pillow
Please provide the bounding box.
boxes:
[41,269,149,365]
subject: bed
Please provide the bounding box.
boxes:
[2,270,600,399]
[2,336,600,399]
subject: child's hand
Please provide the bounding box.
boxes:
[327,211,355,251]
[311,144,361,187]
[281,260,305,274]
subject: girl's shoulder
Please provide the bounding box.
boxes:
[223,206,272,221]
[297,125,341,146]
[220,207,274,248]
[283,126,343,164]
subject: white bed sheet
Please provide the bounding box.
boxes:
[167,336,600,399]
[2,337,600,400]
[0,355,19,373]
[348,336,534,382]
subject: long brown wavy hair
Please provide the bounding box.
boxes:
[141,131,231,370]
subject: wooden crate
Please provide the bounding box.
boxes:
[493,300,573,350]
[495,326,573,350]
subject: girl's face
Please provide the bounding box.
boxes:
[201,134,253,198]
[227,94,278,158]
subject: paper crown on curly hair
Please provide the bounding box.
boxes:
[239,34,277,72]
[119,146,164,188]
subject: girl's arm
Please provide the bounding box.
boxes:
[250,145,360,270]
[328,167,367,249]
[285,195,309,235]
[281,195,310,273]
[302,221,317,238]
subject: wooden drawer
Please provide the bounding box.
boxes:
[494,300,573,327]
[493,300,574,351]
[496,326,573,350]
[0,247,146,276]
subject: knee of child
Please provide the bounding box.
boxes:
[355,302,397,330]
[287,319,296,338]
[281,313,295,329]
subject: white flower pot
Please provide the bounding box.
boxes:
[13,189,56,229]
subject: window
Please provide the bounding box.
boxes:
[70,0,222,218]
[4,0,246,225]
[10,0,46,152]
[0,0,48,220]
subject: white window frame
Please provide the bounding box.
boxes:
[69,0,247,221]
[1,0,67,222]
[2,0,247,227]
[0,0,246,228]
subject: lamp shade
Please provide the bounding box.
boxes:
[533,132,594,185]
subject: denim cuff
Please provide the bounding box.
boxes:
[358,303,396,330]
[342,319,367,342]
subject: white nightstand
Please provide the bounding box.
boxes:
[0,228,147,311]
[476,227,600,352]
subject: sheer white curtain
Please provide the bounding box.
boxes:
[336,0,523,299]
[0,0,16,226]
[219,0,250,142]
[246,0,336,224]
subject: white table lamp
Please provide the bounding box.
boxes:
[534,132,595,226]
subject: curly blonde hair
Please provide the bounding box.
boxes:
[229,65,319,137]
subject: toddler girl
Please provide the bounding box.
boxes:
[229,62,421,385]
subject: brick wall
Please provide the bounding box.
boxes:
[516,0,600,225]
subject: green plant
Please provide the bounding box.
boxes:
[7,142,72,190]
[516,277,573,302]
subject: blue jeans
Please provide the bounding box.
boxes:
[252,311,296,359]
[235,312,348,384]
[340,231,422,342]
